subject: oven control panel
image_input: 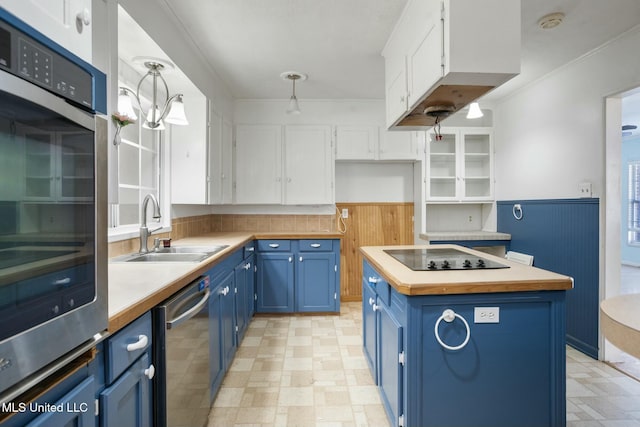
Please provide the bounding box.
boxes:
[0,16,93,110]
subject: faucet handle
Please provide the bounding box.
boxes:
[153,238,161,251]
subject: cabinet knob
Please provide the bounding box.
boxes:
[372,304,379,312]
[288,256,292,263]
[144,364,155,380]
[368,276,379,284]
[299,256,303,262]
[368,297,375,306]
[400,95,405,103]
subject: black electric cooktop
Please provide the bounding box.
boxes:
[384,248,510,271]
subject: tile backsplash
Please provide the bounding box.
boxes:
[108,213,336,258]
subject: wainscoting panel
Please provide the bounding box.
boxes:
[336,202,414,301]
[497,198,599,358]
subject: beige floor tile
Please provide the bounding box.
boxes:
[278,386,315,406]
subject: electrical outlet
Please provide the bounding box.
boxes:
[579,182,592,198]
[341,208,348,219]
[474,307,499,323]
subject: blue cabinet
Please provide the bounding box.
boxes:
[256,239,340,313]
[99,312,154,427]
[362,260,568,427]
[256,252,295,312]
[24,376,96,427]
[209,269,236,398]
[234,243,255,341]
[99,353,152,427]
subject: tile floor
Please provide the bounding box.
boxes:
[208,302,640,427]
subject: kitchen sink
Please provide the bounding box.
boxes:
[112,245,229,263]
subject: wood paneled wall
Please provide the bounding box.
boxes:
[336,202,414,301]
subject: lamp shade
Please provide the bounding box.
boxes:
[466,102,483,119]
[143,106,165,130]
[117,89,138,121]
[164,96,189,125]
[286,96,301,115]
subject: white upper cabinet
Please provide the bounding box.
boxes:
[382,0,520,129]
[0,0,92,63]
[335,125,418,161]
[425,127,493,202]
[170,99,232,205]
[234,125,283,205]
[234,124,334,205]
[284,125,333,205]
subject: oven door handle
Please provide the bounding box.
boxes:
[166,289,210,330]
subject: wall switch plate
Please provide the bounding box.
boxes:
[341,208,348,218]
[579,182,592,197]
[474,307,499,323]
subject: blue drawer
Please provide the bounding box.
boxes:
[105,312,151,383]
[257,240,291,252]
[298,239,334,252]
[243,241,256,258]
[363,261,390,306]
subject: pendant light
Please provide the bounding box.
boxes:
[281,71,307,115]
[117,57,189,130]
[466,102,484,119]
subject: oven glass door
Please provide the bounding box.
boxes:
[0,88,95,341]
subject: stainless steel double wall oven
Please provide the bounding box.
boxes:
[0,9,107,399]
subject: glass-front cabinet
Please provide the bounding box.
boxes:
[426,127,493,202]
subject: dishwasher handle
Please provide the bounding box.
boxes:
[166,289,210,330]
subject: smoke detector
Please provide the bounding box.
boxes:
[538,12,565,30]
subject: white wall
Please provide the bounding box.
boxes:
[335,163,414,202]
[118,0,233,118]
[494,26,640,201]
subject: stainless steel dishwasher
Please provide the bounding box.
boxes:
[154,275,211,427]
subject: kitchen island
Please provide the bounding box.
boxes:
[360,244,573,427]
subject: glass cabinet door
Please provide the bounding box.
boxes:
[427,130,457,199]
[461,130,492,199]
[24,132,56,199]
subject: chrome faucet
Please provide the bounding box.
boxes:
[139,193,162,254]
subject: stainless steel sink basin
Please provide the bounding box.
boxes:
[112,245,229,263]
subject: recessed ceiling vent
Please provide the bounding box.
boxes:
[538,12,565,30]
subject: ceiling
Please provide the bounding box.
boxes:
[121,1,640,112]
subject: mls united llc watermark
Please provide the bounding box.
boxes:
[2,401,90,414]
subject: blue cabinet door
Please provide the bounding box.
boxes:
[256,252,294,313]
[362,281,377,384]
[234,261,250,342]
[246,255,256,319]
[295,252,336,312]
[378,304,403,427]
[100,352,152,427]
[218,271,237,369]
[25,376,96,427]
[209,282,225,399]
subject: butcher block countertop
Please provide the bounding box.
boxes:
[601,294,640,360]
[108,231,342,333]
[360,244,573,296]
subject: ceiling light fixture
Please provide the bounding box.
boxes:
[466,102,484,119]
[117,57,188,130]
[281,71,307,115]
[537,12,565,30]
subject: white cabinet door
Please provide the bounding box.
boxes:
[335,125,377,160]
[0,0,92,63]
[406,3,443,110]
[425,127,493,202]
[379,130,417,160]
[170,96,208,204]
[284,125,333,205]
[234,125,282,204]
[385,62,408,129]
[220,118,233,204]
[207,107,223,204]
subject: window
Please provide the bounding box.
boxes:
[628,161,640,245]
[110,105,162,231]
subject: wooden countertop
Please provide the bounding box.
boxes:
[360,244,573,296]
[600,294,640,359]
[108,231,342,333]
